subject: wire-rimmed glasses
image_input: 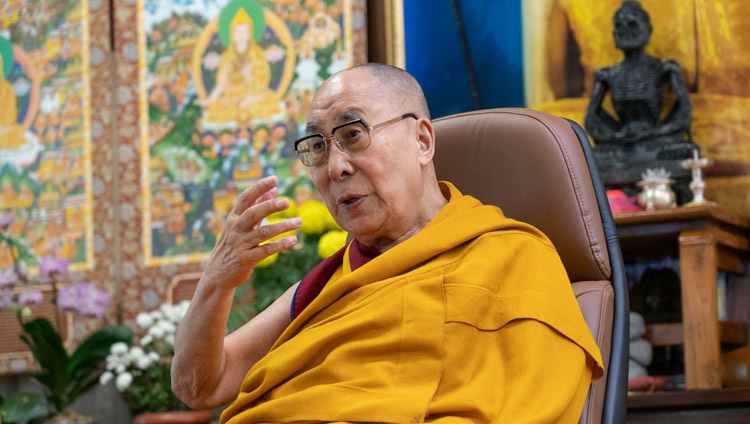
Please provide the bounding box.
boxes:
[294,113,417,166]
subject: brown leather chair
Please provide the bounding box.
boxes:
[432,108,629,424]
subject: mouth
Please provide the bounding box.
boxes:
[338,194,365,210]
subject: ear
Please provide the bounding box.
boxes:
[416,118,436,166]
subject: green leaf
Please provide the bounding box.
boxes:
[65,325,133,405]
[17,318,134,413]
[0,391,43,423]
[19,318,69,405]
[68,325,133,373]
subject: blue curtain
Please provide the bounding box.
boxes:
[404,0,525,118]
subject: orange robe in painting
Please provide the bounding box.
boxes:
[221,182,603,423]
[0,63,26,148]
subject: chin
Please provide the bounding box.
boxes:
[345,224,379,244]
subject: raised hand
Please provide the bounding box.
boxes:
[202,176,302,289]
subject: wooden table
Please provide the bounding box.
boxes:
[614,204,750,390]
[627,386,750,423]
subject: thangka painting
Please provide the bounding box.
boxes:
[0,1,93,271]
[139,0,364,265]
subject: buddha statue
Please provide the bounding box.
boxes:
[584,1,698,202]
[527,0,750,216]
[0,36,26,150]
[196,1,282,126]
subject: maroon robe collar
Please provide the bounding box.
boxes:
[291,239,381,319]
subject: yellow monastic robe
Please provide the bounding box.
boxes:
[221,182,603,423]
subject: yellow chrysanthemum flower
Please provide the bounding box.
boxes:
[255,252,279,268]
[323,207,341,231]
[318,230,348,259]
[297,200,330,235]
[268,196,297,220]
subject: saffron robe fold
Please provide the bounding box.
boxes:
[221,182,604,423]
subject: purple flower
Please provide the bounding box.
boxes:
[80,289,111,318]
[18,289,43,307]
[0,267,20,289]
[0,211,14,231]
[58,283,83,311]
[0,293,15,311]
[39,256,69,283]
[59,282,111,318]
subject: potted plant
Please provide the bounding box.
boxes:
[100,301,213,424]
[97,198,345,422]
[0,212,133,424]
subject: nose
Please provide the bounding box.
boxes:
[326,141,354,180]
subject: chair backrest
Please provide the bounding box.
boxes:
[432,108,629,424]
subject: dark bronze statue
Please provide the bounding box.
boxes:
[585,0,697,204]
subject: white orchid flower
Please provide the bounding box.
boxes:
[111,342,129,355]
[130,346,145,359]
[158,320,176,335]
[136,355,153,370]
[136,312,154,329]
[99,371,113,385]
[115,372,133,391]
[149,324,165,339]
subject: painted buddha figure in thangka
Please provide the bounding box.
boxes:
[196,0,283,127]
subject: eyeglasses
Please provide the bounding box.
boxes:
[294,113,418,166]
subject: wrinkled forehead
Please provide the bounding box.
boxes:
[305,108,365,134]
[307,70,396,130]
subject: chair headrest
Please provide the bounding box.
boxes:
[432,108,611,282]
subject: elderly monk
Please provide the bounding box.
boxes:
[172,63,603,423]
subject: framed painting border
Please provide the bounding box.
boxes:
[0,0,116,375]
[366,0,404,67]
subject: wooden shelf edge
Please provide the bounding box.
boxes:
[628,386,750,409]
[615,204,750,229]
[644,321,748,346]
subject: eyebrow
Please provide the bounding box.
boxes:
[306,109,364,135]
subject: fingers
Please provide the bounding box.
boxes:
[251,234,298,262]
[229,177,290,231]
[252,216,302,248]
[232,176,278,216]
[256,185,279,205]
[202,215,302,289]
[239,196,292,231]
[240,220,302,270]
[203,176,305,288]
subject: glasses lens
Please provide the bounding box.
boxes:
[333,122,370,153]
[296,135,328,166]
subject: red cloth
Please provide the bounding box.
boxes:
[291,239,381,319]
[606,189,642,213]
[627,375,668,392]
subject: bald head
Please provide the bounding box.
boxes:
[329,63,431,120]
